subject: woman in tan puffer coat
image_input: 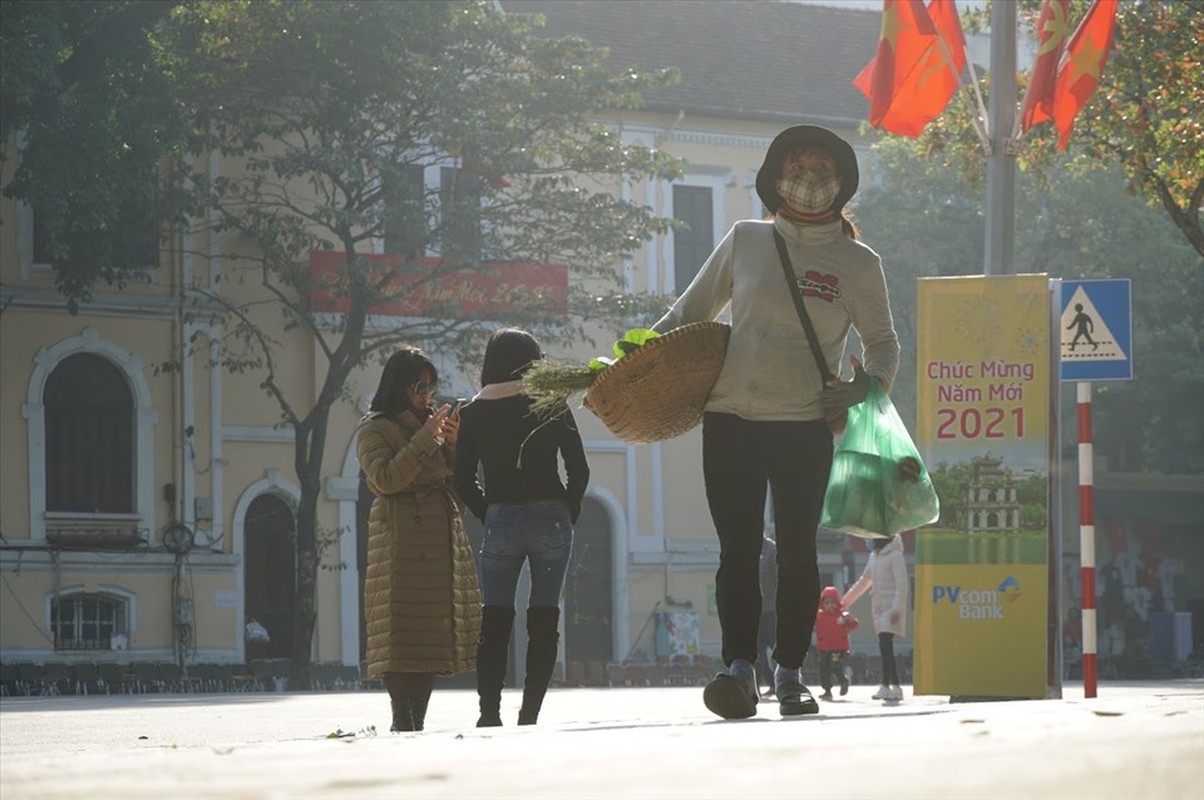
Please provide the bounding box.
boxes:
[357,346,481,732]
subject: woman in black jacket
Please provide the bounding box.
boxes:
[454,328,589,727]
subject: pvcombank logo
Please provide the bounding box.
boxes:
[932,576,1023,620]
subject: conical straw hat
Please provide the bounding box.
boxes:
[584,322,730,443]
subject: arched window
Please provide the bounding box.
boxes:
[43,353,135,513]
[52,591,130,651]
[244,493,297,659]
[564,497,615,670]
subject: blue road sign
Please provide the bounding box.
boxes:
[1059,278,1132,381]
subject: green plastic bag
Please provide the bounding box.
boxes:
[820,380,940,539]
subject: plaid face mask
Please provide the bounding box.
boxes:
[776,171,841,214]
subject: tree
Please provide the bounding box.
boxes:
[1,0,188,311]
[161,0,682,687]
[854,0,1203,478]
[927,0,1202,258]
[1051,0,1202,257]
[856,118,1203,477]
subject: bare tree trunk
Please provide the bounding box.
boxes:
[289,418,326,690]
[289,492,319,690]
[287,300,363,690]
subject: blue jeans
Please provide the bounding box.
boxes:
[479,499,573,609]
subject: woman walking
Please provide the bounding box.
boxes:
[455,328,590,727]
[650,125,900,719]
[357,346,481,732]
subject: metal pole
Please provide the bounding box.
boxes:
[984,0,1017,275]
[1077,381,1098,698]
[1048,281,1064,698]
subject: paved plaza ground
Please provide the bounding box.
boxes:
[2,680,1201,799]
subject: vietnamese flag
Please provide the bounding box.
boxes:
[1018,0,1071,132]
[1052,0,1119,151]
[853,0,967,138]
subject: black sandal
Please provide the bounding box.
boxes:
[777,677,819,716]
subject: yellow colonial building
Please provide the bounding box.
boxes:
[1,0,905,692]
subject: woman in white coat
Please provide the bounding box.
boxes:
[842,534,907,701]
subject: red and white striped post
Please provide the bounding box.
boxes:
[1077,381,1098,698]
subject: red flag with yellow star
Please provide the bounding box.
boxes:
[1052,0,1119,150]
[1019,0,1071,132]
[853,0,967,137]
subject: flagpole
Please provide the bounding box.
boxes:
[932,25,990,153]
[983,0,1017,276]
[960,44,991,150]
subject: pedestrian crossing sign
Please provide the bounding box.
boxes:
[1060,278,1132,381]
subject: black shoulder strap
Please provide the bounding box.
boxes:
[773,228,833,382]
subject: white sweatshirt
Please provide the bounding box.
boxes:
[653,216,900,422]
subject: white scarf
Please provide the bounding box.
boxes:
[473,380,526,401]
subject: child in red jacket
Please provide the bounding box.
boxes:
[814,586,859,700]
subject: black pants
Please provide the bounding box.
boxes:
[702,412,833,670]
[818,649,846,692]
[879,633,899,685]
[755,612,776,689]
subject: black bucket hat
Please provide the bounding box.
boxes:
[755,125,859,215]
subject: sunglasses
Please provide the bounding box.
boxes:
[411,380,439,395]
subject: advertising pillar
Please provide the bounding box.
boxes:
[914,275,1052,698]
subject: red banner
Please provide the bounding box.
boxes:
[308,251,568,318]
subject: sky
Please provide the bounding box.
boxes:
[789,0,1032,64]
[790,0,989,9]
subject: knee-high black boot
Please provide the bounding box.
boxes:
[477,606,516,727]
[518,606,560,726]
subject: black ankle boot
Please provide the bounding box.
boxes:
[518,606,560,725]
[405,673,436,732]
[410,690,430,732]
[477,606,516,727]
[390,696,414,732]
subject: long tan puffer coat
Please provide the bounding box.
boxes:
[357,410,481,676]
